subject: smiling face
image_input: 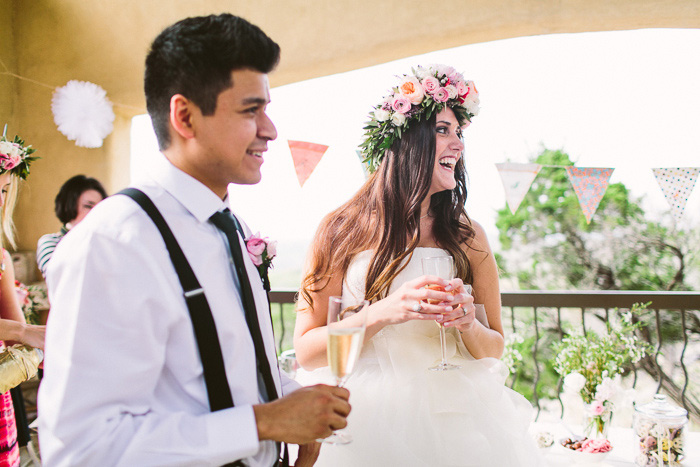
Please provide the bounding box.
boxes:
[175,68,278,198]
[429,107,465,197]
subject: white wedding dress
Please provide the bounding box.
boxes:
[296,248,543,466]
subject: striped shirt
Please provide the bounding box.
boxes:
[36,226,68,278]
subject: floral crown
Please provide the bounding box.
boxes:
[359,64,480,173]
[0,128,38,179]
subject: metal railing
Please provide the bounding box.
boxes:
[269,290,700,420]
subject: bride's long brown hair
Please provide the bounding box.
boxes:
[300,110,475,308]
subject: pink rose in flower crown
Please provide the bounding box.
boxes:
[421,76,440,94]
[456,80,469,97]
[391,96,412,114]
[433,87,449,103]
[444,84,458,100]
[0,153,20,170]
[590,400,605,416]
[399,77,425,104]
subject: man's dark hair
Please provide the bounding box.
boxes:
[55,175,108,224]
[144,14,281,150]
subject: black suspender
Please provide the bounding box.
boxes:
[119,188,235,412]
[121,188,288,467]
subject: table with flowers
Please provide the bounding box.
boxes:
[532,421,700,466]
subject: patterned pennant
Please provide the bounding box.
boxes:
[495,162,542,214]
[565,167,614,224]
[652,167,700,223]
[288,140,329,187]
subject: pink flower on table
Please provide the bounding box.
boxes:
[391,96,411,114]
[433,87,449,102]
[579,438,612,453]
[590,400,605,416]
[421,76,440,94]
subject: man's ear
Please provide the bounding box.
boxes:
[169,94,196,140]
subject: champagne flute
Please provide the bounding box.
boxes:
[422,256,460,371]
[321,296,369,444]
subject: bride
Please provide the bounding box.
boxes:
[293,64,542,466]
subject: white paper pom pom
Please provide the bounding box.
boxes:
[52,80,115,148]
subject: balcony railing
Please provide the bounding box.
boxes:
[268,290,700,421]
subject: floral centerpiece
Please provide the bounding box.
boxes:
[553,302,653,439]
[245,233,277,292]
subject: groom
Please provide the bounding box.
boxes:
[38,14,350,466]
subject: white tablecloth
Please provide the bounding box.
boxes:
[532,421,699,466]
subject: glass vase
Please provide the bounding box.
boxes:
[583,401,613,439]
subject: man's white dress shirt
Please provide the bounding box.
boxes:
[38,152,300,466]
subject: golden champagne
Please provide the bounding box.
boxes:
[327,327,364,382]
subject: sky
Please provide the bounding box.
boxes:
[131,28,700,287]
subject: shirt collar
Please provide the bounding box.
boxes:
[148,152,228,223]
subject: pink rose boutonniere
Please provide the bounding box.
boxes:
[245,233,277,291]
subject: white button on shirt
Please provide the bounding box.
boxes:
[38,152,300,466]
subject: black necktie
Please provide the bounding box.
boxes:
[210,210,279,403]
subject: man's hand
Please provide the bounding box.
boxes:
[254,384,350,444]
[293,442,321,467]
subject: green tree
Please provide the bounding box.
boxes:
[496,148,700,421]
[496,149,700,291]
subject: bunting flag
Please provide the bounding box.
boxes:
[652,167,700,223]
[495,162,542,214]
[565,167,614,224]
[288,140,329,187]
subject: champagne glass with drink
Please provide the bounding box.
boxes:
[321,295,369,444]
[422,256,460,371]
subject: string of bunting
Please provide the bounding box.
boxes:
[496,162,699,224]
[1,57,144,148]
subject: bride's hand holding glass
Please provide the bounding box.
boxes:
[438,279,477,331]
[366,276,454,328]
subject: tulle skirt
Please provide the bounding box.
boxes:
[297,322,544,467]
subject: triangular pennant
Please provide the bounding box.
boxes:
[565,167,614,224]
[288,140,329,187]
[652,167,700,223]
[495,162,542,214]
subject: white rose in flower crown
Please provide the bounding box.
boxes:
[464,95,480,116]
[0,141,14,156]
[399,76,425,104]
[391,112,406,126]
[414,65,430,80]
[374,109,391,122]
[435,64,456,78]
[444,84,458,100]
[564,372,586,393]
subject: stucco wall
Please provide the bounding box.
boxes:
[0,0,17,161]
[5,0,700,253]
